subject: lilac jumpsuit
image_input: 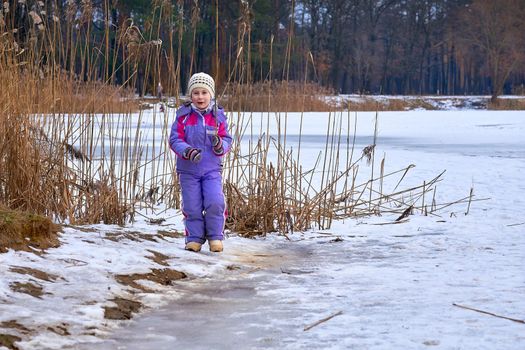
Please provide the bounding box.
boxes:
[169,103,232,244]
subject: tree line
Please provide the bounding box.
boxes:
[1,0,524,99]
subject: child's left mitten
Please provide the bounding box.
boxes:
[211,135,224,155]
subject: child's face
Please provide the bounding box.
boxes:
[191,88,211,110]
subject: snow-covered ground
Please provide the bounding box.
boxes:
[1,109,524,349]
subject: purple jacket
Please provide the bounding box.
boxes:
[169,103,232,174]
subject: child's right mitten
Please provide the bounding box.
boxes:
[183,147,202,163]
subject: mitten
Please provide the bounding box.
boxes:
[211,135,224,155]
[183,147,202,163]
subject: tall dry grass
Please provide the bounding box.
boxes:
[0,3,158,225]
[220,108,477,237]
[223,81,335,112]
[0,2,474,237]
[343,97,438,111]
[0,62,134,224]
[488,98,525,110]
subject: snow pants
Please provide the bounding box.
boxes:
[179,170,226,244]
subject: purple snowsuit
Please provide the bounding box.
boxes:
[169,102,232,244]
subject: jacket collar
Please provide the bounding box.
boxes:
[191,101,215,115]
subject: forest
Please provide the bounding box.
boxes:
[2,0,525,99]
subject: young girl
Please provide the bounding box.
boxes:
[169,72,232,252]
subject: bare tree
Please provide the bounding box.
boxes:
[455,0,525,102]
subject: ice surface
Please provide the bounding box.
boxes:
[1,108,524,350]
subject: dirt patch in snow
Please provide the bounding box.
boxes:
[156,230,185,239]
[9,281,44,298]
[46,323,71,336]
[0,321,31,350]
[104,297,143,320]
[9,266,61,282]
[0,333,22,350]
[146,249,171,266]
[0,320,32,350]
[103,229,184,243]
[0,321,31,334]
[115,268,187,292]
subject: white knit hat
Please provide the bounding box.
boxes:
[187,72,215,99]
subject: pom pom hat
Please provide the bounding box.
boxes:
[187,72,215,99]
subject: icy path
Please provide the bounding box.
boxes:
[77,218,525,350]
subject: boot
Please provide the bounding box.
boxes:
[185,242,202,252]
[209,240,223,252]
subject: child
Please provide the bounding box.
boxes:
[169,72,232,252]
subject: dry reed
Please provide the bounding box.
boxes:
[0,2,476,239]
[223,81,335,112]
[488,98,525,110]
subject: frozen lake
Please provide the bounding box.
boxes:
[71,110,525,350]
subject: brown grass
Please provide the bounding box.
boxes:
[0,2,479,238]
[1,38,139,225]
[17,74,139,114]
[344,97,438,111]
[39,78,140,114]
[12,73,137,114]
[223,81,335,112]
[0,206,61,253]
[220,107,477,237]
[488,98,525,110]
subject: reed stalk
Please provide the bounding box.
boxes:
[0,2,470,235]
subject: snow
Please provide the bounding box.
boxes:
[1,107,525,349]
